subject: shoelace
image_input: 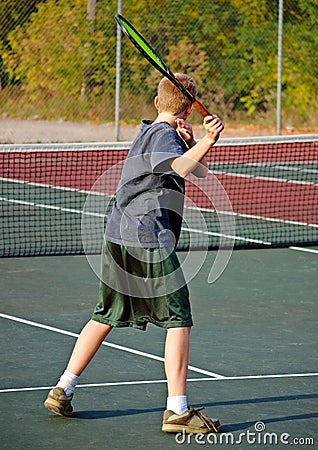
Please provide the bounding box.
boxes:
[190,407,219,432]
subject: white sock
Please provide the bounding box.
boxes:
[56,370,79,397]
[167,395,188,415]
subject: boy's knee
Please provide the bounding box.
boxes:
[167,326,191,336]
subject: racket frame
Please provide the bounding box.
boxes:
[115,14,211,117]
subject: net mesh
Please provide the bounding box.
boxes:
[1,136,317,257]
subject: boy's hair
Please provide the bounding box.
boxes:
[157,73,197,115]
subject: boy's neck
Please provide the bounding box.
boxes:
[154,112,180,129]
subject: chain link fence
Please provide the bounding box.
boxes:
[1,0,317,138]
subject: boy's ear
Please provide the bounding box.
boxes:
[154,96,160,111]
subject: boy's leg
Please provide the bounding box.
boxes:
[164,326,190,396]
[162,326,221,433]
[44,319,112,416]
[164,326,191,414]
[66,319,112,376]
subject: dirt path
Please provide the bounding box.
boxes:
[0,118,140,144]
[0,118,315,144]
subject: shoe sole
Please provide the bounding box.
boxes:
[162,423,221,434]
[44,399,72,417]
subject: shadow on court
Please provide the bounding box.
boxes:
[0,247,317,449]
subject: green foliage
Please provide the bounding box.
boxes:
[281,0,318,118]
[0,0,44,88]
[1,0,317,126]
[4,0,88,99]
[0,0,42,43]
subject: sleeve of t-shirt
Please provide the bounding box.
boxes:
[150,126,186,174]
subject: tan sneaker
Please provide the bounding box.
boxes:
[44,387,73,417]
[162,407,221,434]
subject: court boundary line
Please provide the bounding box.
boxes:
[241,161,318,173]
[0,194,270,245]
[2,177,317,250]
[2,313,317,395]
[1,372,318,394]
[2,176,317,228]
[3,192,316,240]
[2,193,317,249]
[289,246,318,254]
[185,204,318,229]
[208,169,318,187]
[0,313,224,379]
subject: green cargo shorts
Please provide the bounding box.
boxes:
[92,241,193,331]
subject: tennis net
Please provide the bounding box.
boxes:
[1,135,317,256]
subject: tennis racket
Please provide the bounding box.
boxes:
[115,14,211,118]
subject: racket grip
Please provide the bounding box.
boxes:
[192,100,212,117]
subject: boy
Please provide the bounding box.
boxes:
[44,73,224,434]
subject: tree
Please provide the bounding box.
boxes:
[4,0,88,100]
[0,0,44,89]
[2,0,317,124]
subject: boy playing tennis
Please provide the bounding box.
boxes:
[44,73,224,434]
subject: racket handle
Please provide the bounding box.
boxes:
[192,100,211,117]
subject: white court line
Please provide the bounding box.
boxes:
[209,169,318,187]
[1,188,316,249]
[0,196,107,217]
[0,194,268,237]
[0,195,272,246]
[0,313,224,379]
[2,176,318,228]
[185,204,318,229]
[183,226,271,245]
[1,372,318,394]
[244,162,318,175]
[2,176,318,230]
[0,196,85,215]
[2,193,316,248]
[289,246,318,254]
[0,176,107,197]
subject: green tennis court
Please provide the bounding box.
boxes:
[1,248,317,449]
[1,137,317,448]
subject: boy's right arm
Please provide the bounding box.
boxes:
[171,116,224,178]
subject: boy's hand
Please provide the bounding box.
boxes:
[204,115,224,145]
[176,118,196,147]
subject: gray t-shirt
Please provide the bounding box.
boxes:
[105,120,188,248]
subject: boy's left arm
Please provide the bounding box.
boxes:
[176,119,208,178]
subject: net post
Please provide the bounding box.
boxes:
[115,0,123,141]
